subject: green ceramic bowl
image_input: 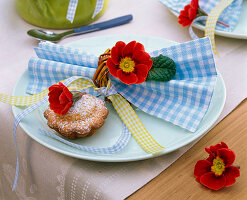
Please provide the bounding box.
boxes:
[15,0,109,29]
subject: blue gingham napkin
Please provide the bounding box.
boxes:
[160,0,243,32]
[27,37,217,132]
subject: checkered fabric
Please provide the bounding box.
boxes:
[22,57,166,154]
[12,76,82,190]
[11,76,132,190]
[0,77,94,106]
[92,0,104,18]
[66,0,78,22]
[205,0,235,55]
[159,0,242,32]
[12,97,48,191]
[0,90,48,106]
[39,123,131,154]
[27,38,217,132]
[27,59,96,94]
[189,16,208,40]
[66,0,104,22]
[108,94,164,154]
[112,37,217,132]
[36,41,98,68]
[7,38,219,190]
[89,82,164,153]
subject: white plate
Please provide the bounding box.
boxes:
[171,0,247,39]
[12,35,226,162]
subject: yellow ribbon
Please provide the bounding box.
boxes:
[108,94,164,154]
[0,79,94,106]
[205,0,235,56]
[0,78,164,154]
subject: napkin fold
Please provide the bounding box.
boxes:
[160,0,243,32]
[27,37,217,132]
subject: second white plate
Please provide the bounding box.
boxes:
[170,0,247,39]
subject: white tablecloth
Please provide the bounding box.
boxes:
[0,0,246,199]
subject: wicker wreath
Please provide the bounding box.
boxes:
[93,49,111,88]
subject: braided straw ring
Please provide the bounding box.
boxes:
[93,49,111,88]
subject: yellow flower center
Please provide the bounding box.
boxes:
[119,57,135,73]
[211,156,225,176]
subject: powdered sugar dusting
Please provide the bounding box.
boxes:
[44,94,108,138]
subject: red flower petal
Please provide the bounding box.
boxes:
[141,59,153,70]
[209,142,228,155]
[107,58,119,77]
[48,82,73,115]
[115,41,126,49]
[49,105,62,111]
[205,147,214,157]
[111,46,120,65]
[49,104,63,111]
[58,82,66,87]
[205,147,215,162]
[49,84,61,92]
[221,142,228,148]
[191,0,199,9]
[194,160,212,177]
[122,41,136,58]
[178,3,198,27]
[178,17,192,27]
[111,41,126,65]
[133,42,145,52]
[58,87,72,105]
[49,86,62,95]
[224,166,240,187]
[180,5,190,17]
[116,70,138,85]
[62,85,73,100]
[195,176,201,182]
[49,106,62,114]
[133,51,151,64]
[48,89,63,105]
[60,101,73,115]
[59,92,70,105]
[200,172,226,190]
[135,64,148,84]
[58,82,70,92]
[217,148,235,167]
[206,155,215,163]
[188,8,198,20]
[52,83,72,105]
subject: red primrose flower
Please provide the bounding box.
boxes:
[194,142,240,190]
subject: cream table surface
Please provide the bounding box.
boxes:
[0,0,247,199]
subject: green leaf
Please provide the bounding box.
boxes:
[146,54,176,82]
[71,91,84,106]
